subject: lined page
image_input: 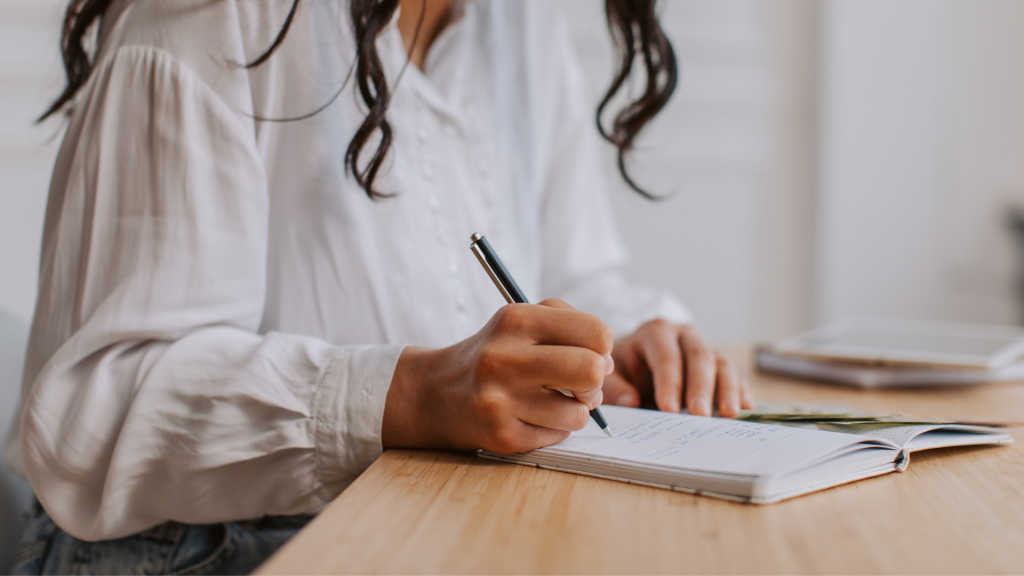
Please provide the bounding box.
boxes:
[542,406,895,477]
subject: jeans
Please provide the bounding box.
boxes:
[10,501,311,575]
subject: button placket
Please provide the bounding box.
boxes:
[467,108,499,239]
[417,111,454,316]
[421,110,469,318]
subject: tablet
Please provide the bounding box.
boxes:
[772,317,1024,369]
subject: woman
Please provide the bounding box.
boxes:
[7,0,754,573]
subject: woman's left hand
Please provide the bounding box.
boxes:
[602,319,755,417]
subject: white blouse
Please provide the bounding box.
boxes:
[4,0,691,541]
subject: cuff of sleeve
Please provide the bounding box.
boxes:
[312,344,406,496]
[611,291,694,337]
[589,276,694,337]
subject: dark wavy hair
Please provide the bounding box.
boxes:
[43,0,677,199]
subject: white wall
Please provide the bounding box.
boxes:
[0,0,64,326]
[818,0,1024,326]
[566,0,820,342]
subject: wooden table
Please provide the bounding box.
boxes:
[256,348,1024,574]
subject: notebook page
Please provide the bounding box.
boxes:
[543,406,893,477]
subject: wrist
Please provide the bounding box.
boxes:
[382,346,448,450]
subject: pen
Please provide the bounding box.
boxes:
[469,232,614,438]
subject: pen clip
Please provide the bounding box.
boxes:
[471,241,514,304]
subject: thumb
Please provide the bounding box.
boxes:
[602,372,640,408]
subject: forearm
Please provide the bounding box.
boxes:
[18,327,402,541]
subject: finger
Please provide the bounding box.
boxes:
[512,345,609,396]
[714,356,741,418]
[680,329,716,416]
[494,303,613,356]
[486,421,572,455]
[602,372,640,407]
[740,376,756,410]
[639,321,684,413]
[567,388,604,410]
[610,339,655,401]
[516,390,593,432]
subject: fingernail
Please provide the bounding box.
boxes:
[604,355,614,375]
[668,398,681,413]
[695,399,710,416]
[616,394,633,406]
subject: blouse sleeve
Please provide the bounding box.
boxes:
[9,44,402,541]
[532,6,693,338]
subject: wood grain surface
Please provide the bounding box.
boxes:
[256,348,1024,575]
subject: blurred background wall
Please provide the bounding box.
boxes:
[1,0,1023,344]
[0,0,62,328]
[817,0,1024,329]
[569,0,1024,341]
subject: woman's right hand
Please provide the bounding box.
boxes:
[382,299,614,454]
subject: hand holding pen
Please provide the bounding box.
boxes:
[470,233,614,437]
[380,237,615,454]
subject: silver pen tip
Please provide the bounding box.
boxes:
[470,232,483,243]
[603,427,614,438]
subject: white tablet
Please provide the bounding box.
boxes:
[773,317,1024,369]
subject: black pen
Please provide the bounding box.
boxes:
[469,233,614,438]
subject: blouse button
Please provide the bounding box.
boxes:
[429,195,440,209]
[456,292,466,310]
[422,162,434,179]
[448,259,458,273]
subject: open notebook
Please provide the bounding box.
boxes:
[479,406,1012,503]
